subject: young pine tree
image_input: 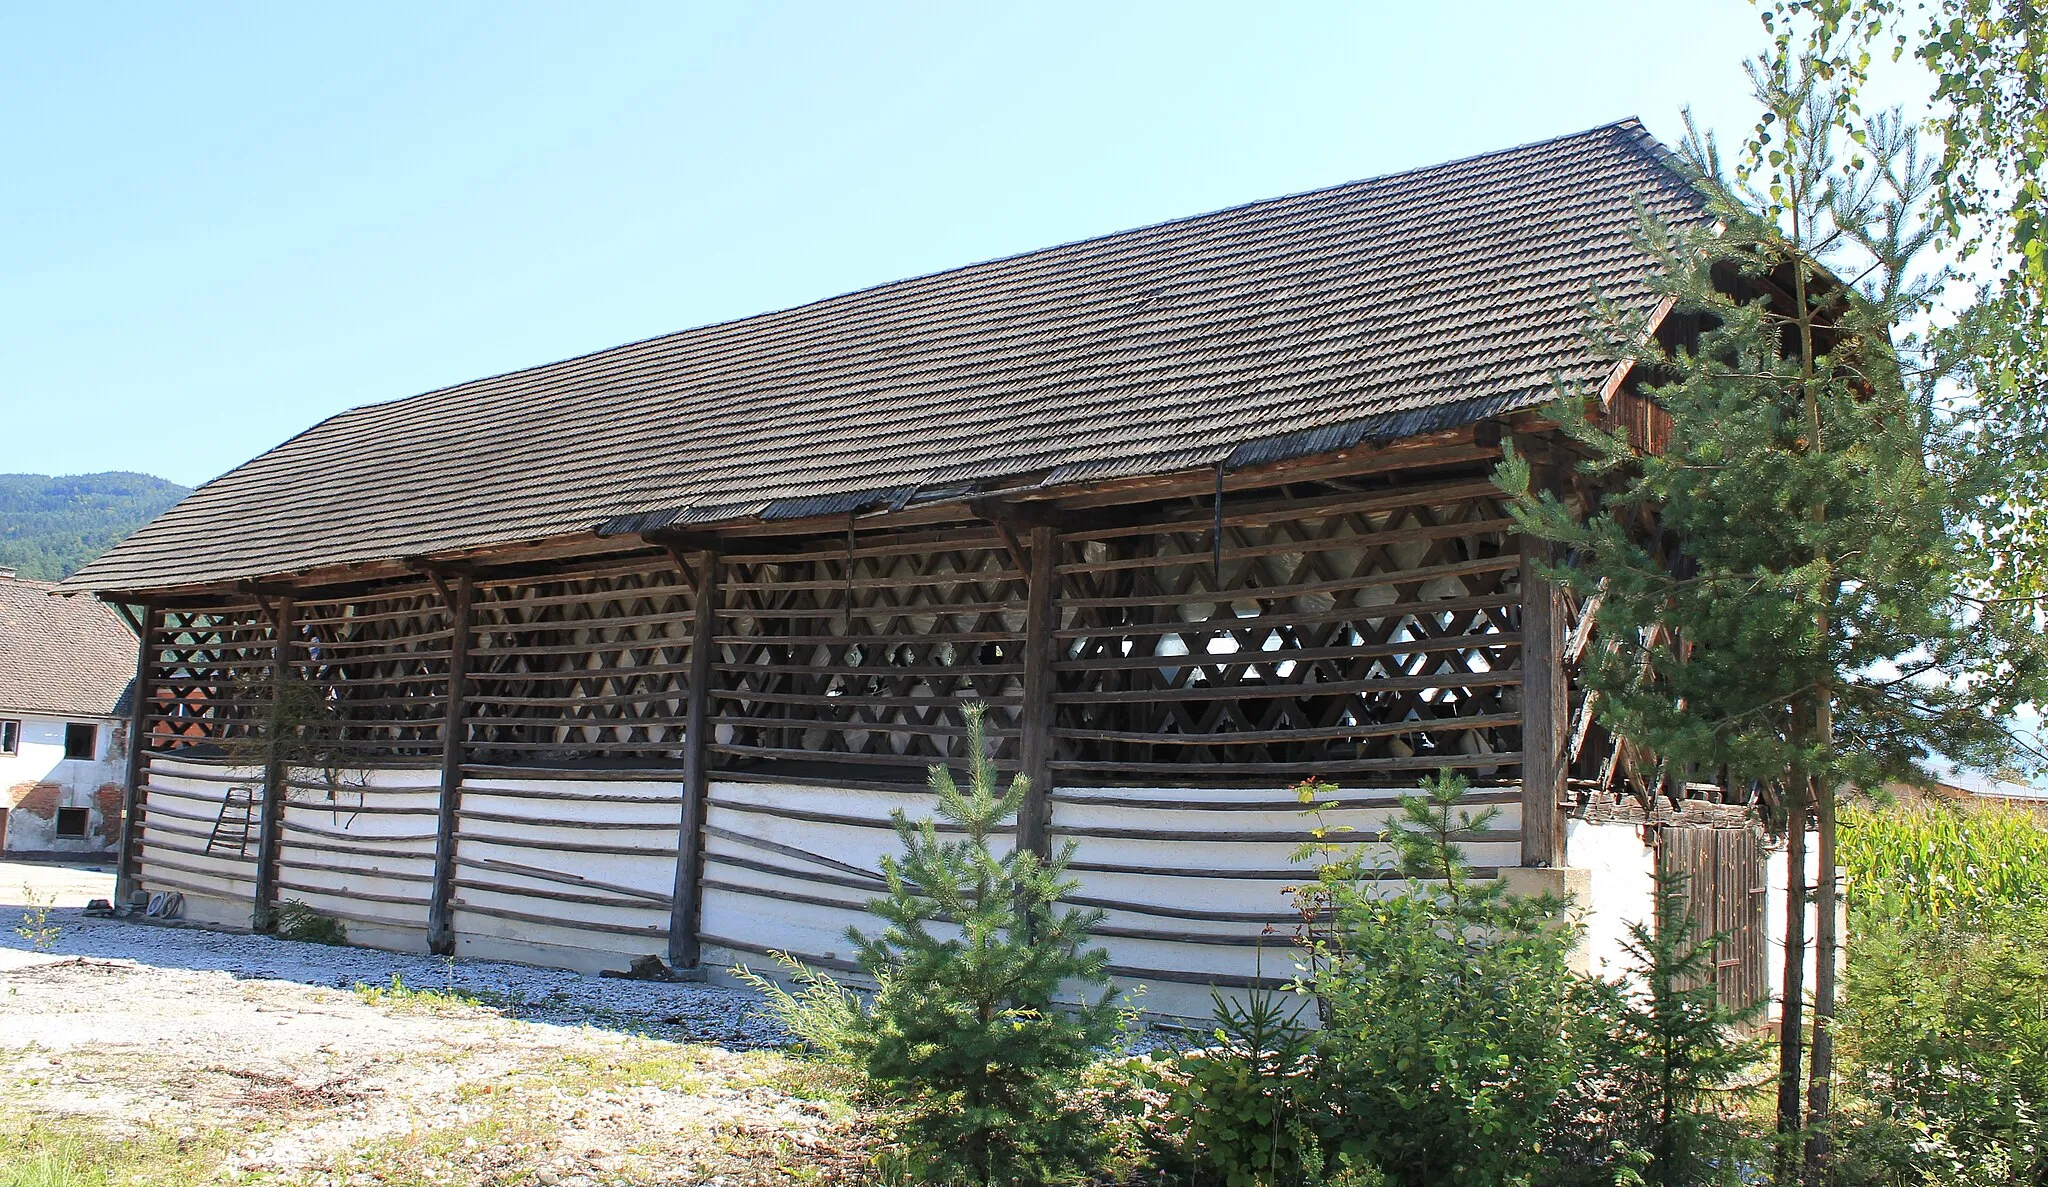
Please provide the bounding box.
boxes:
[849,701,1119,1186]
[1616,871,1767,1185]
[1306,773,1584,1187]
[1495,44,2044,1177]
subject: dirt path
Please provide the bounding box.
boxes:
[0,861,868,1185]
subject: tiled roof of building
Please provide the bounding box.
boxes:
[68,119,1704,595]
[0,574,135,718]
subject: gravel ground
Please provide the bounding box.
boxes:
[0,860,867,1185]
[0,861,786,1049]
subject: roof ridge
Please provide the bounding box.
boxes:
[336,118,1666,419]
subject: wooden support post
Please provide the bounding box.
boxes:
[253,596,296,930]
[1018,524,1058,860]
[1519,530,1567,867]
[670,549,720,968]
[428,573,474,955]
[113,601,155,908]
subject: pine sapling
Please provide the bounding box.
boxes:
[849,701,1118,1186]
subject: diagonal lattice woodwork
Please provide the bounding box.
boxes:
[291,582,452,760]
[712,526,1026,775]
[144,605,277,753]
[466,555,698,761]
[1052,478,1524,784]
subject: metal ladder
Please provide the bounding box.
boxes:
[206,786,257,857]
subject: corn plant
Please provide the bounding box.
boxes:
[1839,800,2048,929]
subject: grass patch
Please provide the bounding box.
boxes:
[0,1111,238,1186]
[549,1045,710,1094]
[352,971,514,1016]
[325,1113,557,1187]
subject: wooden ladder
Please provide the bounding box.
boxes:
[206,786,257,857]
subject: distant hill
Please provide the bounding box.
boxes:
[0,472,192,581]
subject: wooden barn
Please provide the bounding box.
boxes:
[65,120,1787,1016]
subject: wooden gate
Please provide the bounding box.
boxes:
[1656,824,1769,1014]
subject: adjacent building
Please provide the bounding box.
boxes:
[0,569,135,855]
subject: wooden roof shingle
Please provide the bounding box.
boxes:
[68,119,1703,595]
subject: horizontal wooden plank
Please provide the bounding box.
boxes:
[451,899,667,939]
[1050,787,1521,811]
[1059,544,1517,591]
[1050,632,1520,673]
[1054,591,1517,641]
[1051,670,1521,705]
[1059,478,1509,541]
[460,763,690,783]
[275,879,428,909]
[277,856,434,883]
[1054,711,1521,746]
[458,854,674,906]
[1050,752,1522,775]
[713,659,1024,678]
[457,830,676,857]
[452,876,668,914]
[277,836,438,862]
[707,795,1007,834]
[707,743,1015,769]
[458,808,680,833]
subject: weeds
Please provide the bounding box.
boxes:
[13,886,59,952]
[271,899,347,946]
[352,971,504,1015]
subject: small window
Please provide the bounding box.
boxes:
[55,807,88,838]
[0,720,17,755]
[64,723,95,760]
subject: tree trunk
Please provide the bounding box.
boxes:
[1776,744,1810,1180]
[1806,701,1839,1177]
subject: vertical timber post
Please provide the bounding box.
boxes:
[670,548,719,968]
[428,573,474,955]
[253,596,296,930]
[1017,524,1058,860]
[1519,516,1567,868]
[114,601,156,907]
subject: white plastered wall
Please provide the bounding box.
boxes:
[1563,817,1658,982]
[701,780,1525,1020]
[2,713,126,854]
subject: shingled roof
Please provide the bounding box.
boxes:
[0,574,135,718]
[68,118,1704,596]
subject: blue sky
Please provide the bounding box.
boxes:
[3,2,1831,488]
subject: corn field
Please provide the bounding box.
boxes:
[1840,798,2048,928]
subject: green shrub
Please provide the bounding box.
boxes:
[764,702,1120,1186]
[272,899,346,945]
[1548,871,1765,1186]
[1835,905,2048,1186]
[1301,773,1585,1187]
[1143,983,1319,1186]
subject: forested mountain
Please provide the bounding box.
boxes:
[0,472,191,580]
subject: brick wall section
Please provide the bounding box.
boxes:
[10,782,60,818]
[94,784,124,843]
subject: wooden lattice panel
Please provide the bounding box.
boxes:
[712,527,1026,774]
[1052,478,1524,784]
[466,556,698,760]
[293,584,452,759]
[145,605,276,752]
